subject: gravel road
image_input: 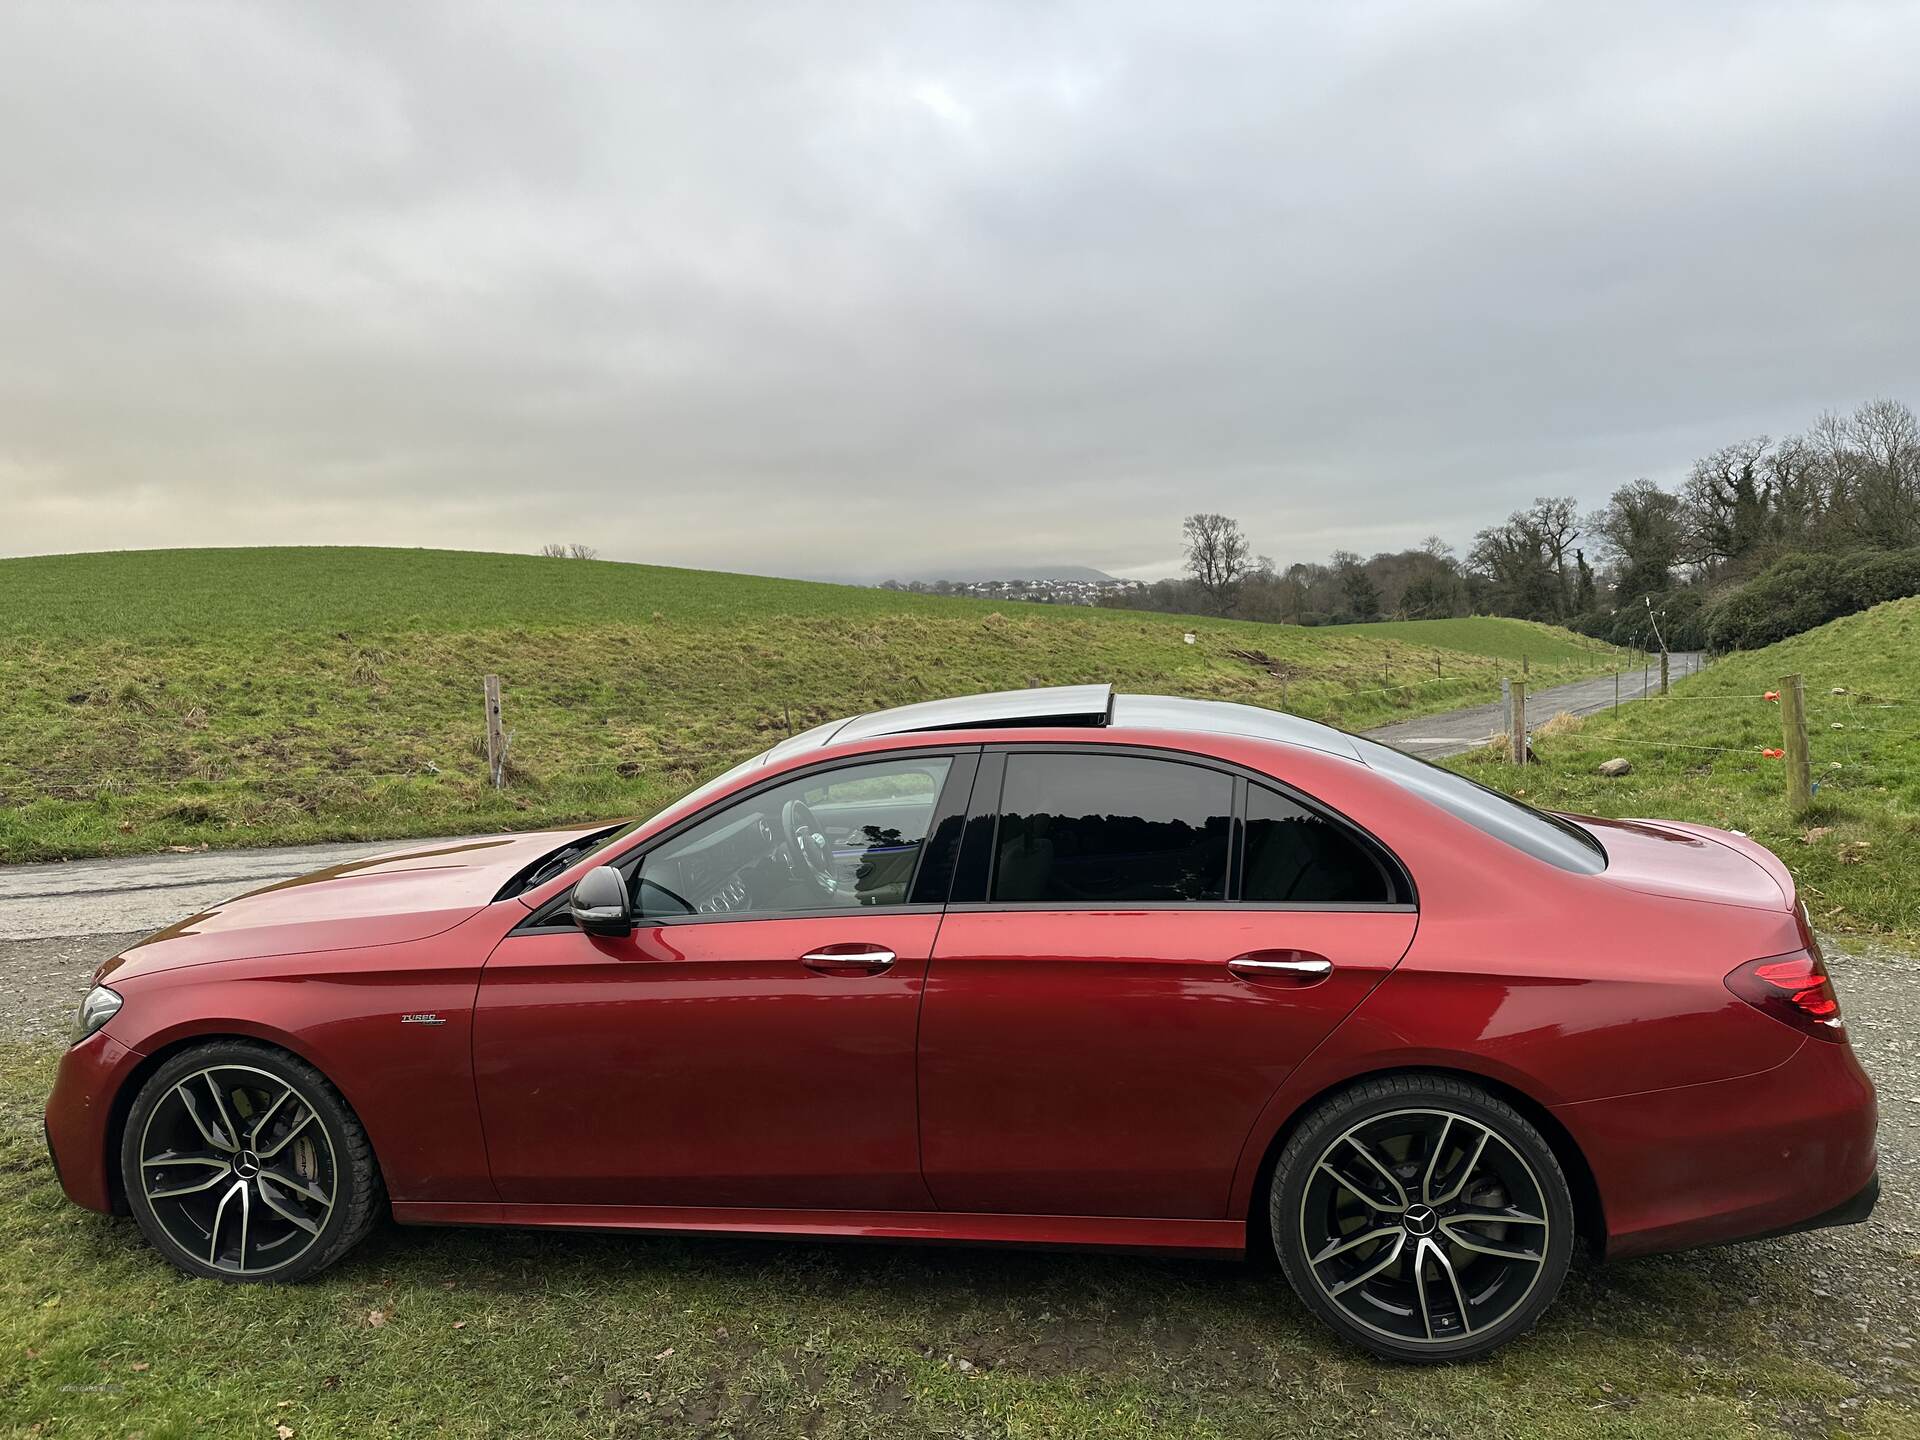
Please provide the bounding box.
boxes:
[1363,650,1705,759]
[0,835,471,942]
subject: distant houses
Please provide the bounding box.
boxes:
[876,576,1149,607]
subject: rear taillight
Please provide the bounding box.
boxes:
[1726,950,1846,1042]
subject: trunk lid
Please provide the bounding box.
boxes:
[1573,814,1793,912]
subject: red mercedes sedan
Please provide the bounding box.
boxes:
[45,685,1877,1361]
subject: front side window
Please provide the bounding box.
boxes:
[1243,784,1403,904]
[634,756,954,918]
[992,753,1231,903]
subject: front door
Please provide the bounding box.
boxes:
[916,751,1417,1218]
[474,751,972,1209]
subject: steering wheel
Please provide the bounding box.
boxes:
[780,799,837,894]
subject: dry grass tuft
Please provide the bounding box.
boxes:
[350,645,390,686]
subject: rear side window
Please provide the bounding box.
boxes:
[1352,735,1606,875]
[1243,785,1404,904]
[993,753,1231,903]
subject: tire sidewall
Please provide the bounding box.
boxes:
[120,1041,362,1284]
[1270,1077,1576,1363]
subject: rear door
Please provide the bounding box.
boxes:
[917,748,1417,1219]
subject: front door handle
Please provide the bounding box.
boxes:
[800,944,897,976]
[1228,950,1334,985]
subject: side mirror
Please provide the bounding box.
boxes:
[569,865,632,937]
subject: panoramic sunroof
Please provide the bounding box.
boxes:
[830,684,1114,743]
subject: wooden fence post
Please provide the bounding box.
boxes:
[1613,664,1620,711]
[1780,672,1812,812]
[483,674,506,789]
[1509,678,1526,766]
[1659,649,1669,696]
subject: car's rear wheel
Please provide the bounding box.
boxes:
[1270,1073,1575,1362]
[120,1040,382,1282]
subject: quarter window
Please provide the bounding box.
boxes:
[1243,784,1401,904]
[992,753,1231,903]
[634,757,954,918]
[1351,735,1606,875]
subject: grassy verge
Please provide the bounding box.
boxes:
[1453,598,1920,941]
[3,1043,1912,1439]
[0,548,1618,862]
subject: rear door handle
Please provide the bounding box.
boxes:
[800,945,897,976]
[1228,950,1334,985]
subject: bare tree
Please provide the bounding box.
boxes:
[1848,397,1920,548]
[567,542,599,561]
[1469,518,1560,620]
[1182,513,1250,614]
[1681,437,1773,572]
[1400,538,1465,618]
[1524,497,1580,613]
[539,542,569,558]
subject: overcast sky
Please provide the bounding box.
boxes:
[4,1,1918,581]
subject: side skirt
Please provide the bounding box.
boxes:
[392,1201,1246,1257]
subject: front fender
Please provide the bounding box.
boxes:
[90,920,508,1205]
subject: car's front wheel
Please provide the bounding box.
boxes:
[1270,1073,1575,1362]
[120,1039,382,1282]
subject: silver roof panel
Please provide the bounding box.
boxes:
[1109,693,1361,760]
[767,685,1358,761]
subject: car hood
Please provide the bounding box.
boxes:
[97,826,607,983]
[1574,814,1793,912]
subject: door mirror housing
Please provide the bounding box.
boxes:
[570,865,632,937]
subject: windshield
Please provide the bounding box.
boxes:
[497,822,637,898]
[498,722,849,899]
[636,719,843,827]
[1351,735,1607,875]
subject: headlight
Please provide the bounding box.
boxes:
[72,985,122,1045]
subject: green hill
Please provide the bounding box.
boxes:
[0,547,1615,861]
[1338,616,1608,665]
[1455,596,1920,939]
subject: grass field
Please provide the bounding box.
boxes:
[0,547,1616,863]
[1458,597,1920,941]
[1337,616,1605,665]
[3,1038,1910,1440]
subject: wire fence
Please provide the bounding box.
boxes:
[7,657,1916,806]
[1516,669,1920,803]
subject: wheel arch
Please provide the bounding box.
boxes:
[1244,1064,1606,1261]
[101,1028,383,1215]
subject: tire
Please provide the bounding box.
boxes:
[120,1039,382,1283]
[1269,1073,1575,1362]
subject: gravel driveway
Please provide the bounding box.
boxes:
[1363,650,1706,758]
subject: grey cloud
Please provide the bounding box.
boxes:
[3,0,1918,579]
